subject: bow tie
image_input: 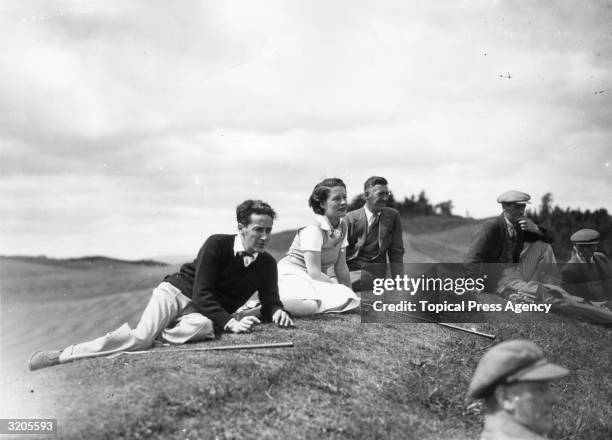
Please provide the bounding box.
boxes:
[236,251,255,267]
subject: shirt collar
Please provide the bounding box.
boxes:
[573,247,594,264]
[233,235,259,260]
[503,213,517,235]
[363,204,380,223]
[314,214,343,232]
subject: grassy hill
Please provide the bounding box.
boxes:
[264,215,486,263]
[1,255,168,269]
[0,256,177,303]
[1,215,610,439]
[402,216,487,263]
[266,228,298,261]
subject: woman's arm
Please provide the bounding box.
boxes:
[304,250,333,283]
[334,248,351,288]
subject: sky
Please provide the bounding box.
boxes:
[1,0,611,259]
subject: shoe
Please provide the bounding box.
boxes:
[28,350,61,371]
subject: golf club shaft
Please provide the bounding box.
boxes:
[109,341,294,358]
[361,301,496,340]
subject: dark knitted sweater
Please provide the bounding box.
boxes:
[164,234,283,330]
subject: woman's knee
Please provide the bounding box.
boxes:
[282,299,319,316]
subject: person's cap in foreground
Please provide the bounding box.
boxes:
[468,339,569,399]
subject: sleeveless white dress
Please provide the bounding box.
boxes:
[277,215,360,313]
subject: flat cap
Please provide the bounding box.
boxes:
[497,190,531,204]
[570,229,600,245]
[468,339,569,399]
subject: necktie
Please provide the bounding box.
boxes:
[368,214,379,232]
[507,223,516,238]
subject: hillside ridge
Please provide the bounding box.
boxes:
[0,255,168,268]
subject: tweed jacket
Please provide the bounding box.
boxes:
[561,252,612,303]
[464,214,554,289]
[345,206,404,270]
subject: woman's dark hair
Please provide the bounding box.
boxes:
[236,200,277,225]
[308,178,346,215]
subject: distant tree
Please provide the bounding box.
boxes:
[348,188,453,218]
[396,195,416,214]
[386,191,397,209]
[539,192,553,228]
[540,192,553,217]
[529,192,612,261]
[415,191,433,215]
[434,200,454,216]
[347,193,365,211]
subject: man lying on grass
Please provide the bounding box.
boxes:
[28,200,293,371]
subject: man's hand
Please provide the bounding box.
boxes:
[272,309,294,327]
[227,316,261,333]
[517,217,541,234]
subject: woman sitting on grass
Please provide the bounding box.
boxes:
[277,177,360,316]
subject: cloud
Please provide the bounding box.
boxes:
[1,0,611,258]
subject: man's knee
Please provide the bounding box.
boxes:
[161,313,214,344]
[522,241,555,261]
[182,313,215,343]
[180,312,208,325]
[131,328,159,349]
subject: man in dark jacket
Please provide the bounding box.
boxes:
[552,228,612,324]
[561,228,612,306]
[28,200,293,371]
[464,190,555,294]
[344,176,404,291]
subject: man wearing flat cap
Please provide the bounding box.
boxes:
[464,190,556,295]
[468,339,569,439]
[561,229,612,307]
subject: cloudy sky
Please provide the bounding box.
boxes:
[1,0,611,259]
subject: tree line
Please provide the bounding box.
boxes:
[528,193,612,261]
[348,189,611,261]
[347,190,454,216]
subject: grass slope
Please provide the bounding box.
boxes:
[6,318,611,439]
[1,215,610,439]
[0,257,179,302]
[401,216,486,263]
[1,255,168,269]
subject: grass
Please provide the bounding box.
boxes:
[0,257,179,302]
[1,215,611,439]
[401,216,486,263]
[8,317,610,439]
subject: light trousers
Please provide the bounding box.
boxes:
[59,282,215,363]
[496,241,558,295]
